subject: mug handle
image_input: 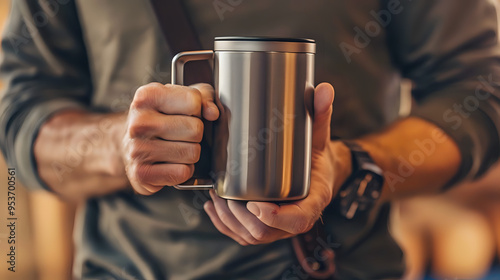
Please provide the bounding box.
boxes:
[171,50,215,190]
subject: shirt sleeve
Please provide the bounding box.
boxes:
[386,0,500,185]
[0,0,91,190]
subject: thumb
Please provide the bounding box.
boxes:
[312,83,334,151]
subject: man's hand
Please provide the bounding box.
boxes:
[203,83,349,245]
[123,83,219,195]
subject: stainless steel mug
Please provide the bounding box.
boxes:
[171,37,315,201]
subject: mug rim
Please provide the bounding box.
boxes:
[215,36,315,43]
[214,36,316,54]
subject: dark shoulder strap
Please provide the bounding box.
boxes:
[149,0,212,85]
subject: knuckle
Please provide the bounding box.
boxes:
[178,143,201,163]
[131,84,157,109]
[163,170,178,186]
[199,83,214,93]
[172,164,192,184]
[128,143,143,160]
[125,139,140,157]
[252,227,268,241]
[216,225,231,236]
[246,236,259,245]
[129,142,153,163]
[184,88,202,115]
[218,211,232,225]
[128,115,154,138]
[134,164,152,184]
[188,118,204,142]
[189,144,202,163]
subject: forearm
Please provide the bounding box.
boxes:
[330,117,461,203]
[356,117,461,201]
[34,110,130,201]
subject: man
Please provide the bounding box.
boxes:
[1,0,499,279]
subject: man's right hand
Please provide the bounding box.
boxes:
[123,83,219,195]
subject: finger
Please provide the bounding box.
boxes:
[209,190,259,244]
[132,83,202,117]
[248,164,336,231]
[191,83,220,121]
[227,200,292,242]
[312,83,335,151]
[128,111,204,143]
[133,184,165,196]
[204,201,249,246]
[129,140,201,164]
[129,163,194,187]
[246,174,331,234]
[247,201,317,235]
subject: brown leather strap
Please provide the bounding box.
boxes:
[149,0,212,85]
[291,220,337,279]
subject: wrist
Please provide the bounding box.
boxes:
[354,139,394,203]
[333,140,387,219]
[102,112,128,178]
[34,110,130,199]
[330,140,352,195]
[79,111,131,194]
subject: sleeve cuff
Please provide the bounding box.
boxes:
[14,99,87,191]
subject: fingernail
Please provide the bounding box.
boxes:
[247,203,261,218]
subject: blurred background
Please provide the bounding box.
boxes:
[0,1,499,280]
[0,2,75,280]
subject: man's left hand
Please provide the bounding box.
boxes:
[204,83,338,245]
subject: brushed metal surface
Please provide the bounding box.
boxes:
[171,37,315,201]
